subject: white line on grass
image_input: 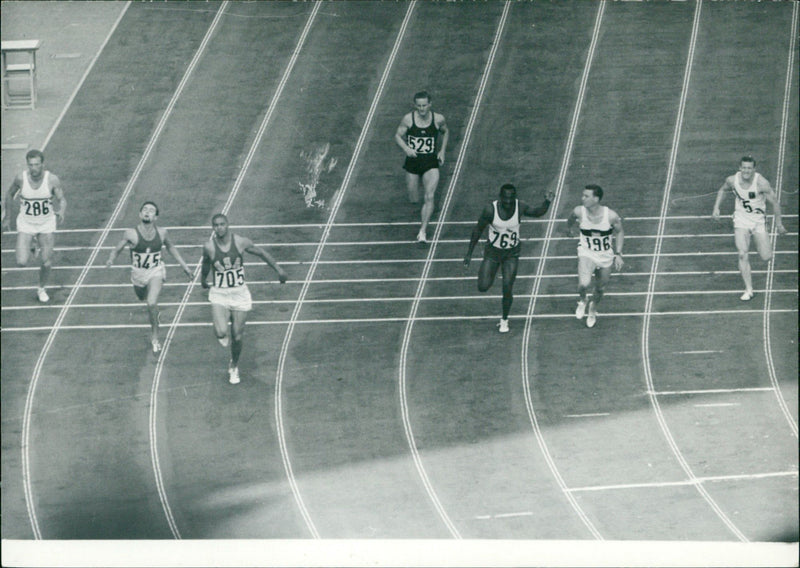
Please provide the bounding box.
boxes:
[762,0,798,438]
[567,470,799,493]
[4,213,795,234]
[640,0,747,542]
[19,0,221,541]
[650,387,774,396]
[3,308,796,333]
[271,1,415,539]
[396,1,511,540]
[519,1,606,541]
[148,1,323,540]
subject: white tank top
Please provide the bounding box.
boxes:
[732,172,766,219]
[577,205,614,258]
[487,199,520,249]
[18,171,55,224]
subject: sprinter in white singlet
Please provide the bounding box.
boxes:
[464,183,553,333]
[201,213,288,384]
[566,184,624,328]
[1,149,66,303]
[712,156,786,301]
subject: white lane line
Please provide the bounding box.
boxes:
[520,1,606,542]
[3,213,795,234]
[272,1,416,540]
[149,1,323,540]
[5,287,797,312]
[763,0,799,439]
[672,350,724,354]
[20,0,219,541]
[564,413,610,419]
[397,2,512,541]
[640,0,747,542]
[567,470,799,493]
[693,403,741,408]
[651,387,774,396]
[4,308,797,333]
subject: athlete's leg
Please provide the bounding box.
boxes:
[145,276,164,342]
[734,228,753,292]
[593,265,613,305]
[38,232,55,289]
[477,256,500,293]
[229,310,249,368]
[15,232,33,266]
[500,257,519,320]
[211,303,231,344]
[419,168,440,235]
[406,172,420,204]
[133,285,148,301]
[577,256,594,300]
[752,230,772,262]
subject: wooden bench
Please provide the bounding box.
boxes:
[2,39,42,109]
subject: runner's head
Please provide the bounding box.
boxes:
[499,183,517,208]
[140,201,159,223]
[581,184,603,207]
[25,149,44,178]
[211,213,229,238]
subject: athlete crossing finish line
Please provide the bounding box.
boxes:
[201,213,288,385]
[565,184,625,329]
[464,183,553,333]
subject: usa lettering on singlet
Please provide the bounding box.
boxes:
[19,171,54,225]
[212,237,246,289]
[487,199,520,249]
[406,112,438,156]
[578,206,614,260]
[130,227,163,270]
[732,172,767,220]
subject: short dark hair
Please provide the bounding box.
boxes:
[211,213,228,225]
[26,149,44,163]
[585,184,603,200]
[741,155,756,167]
[413,90,431,103]
[140,201,159,215]
[500,183,517,195]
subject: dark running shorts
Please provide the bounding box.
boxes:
[403,155,439,176]
[483,243,521,263]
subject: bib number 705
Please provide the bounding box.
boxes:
[216,268,245,288]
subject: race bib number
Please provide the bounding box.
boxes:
[132,251,161,269]
[215,267,245,288]
[408,135,435,154]
[490,229,519,249]
[22,198,51,217]
[583,234,611,252]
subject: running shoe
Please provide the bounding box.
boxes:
[228,365,240,385]
[740,290,754,301]
[575,299,587,320]
[217,334,230,347]
[416,229,427,244]
[585,301,597,328]
[36,287,49,303]
[152,338,161,354]
[497,318,509,333]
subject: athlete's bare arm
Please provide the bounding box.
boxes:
[105,228,138,267]
[240,235,288,283]
[1,175,23,229]
[758,177,786,233]
[464,203,495,267]
[712,176,735,219]
[519,191,554,218]
[394,113,416,158]
[565,206,582,237]
[610,210,625,270]
[435,113,449,165]
[161,228,193,278]
[200,241,214,289]
[50,174,66,224]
